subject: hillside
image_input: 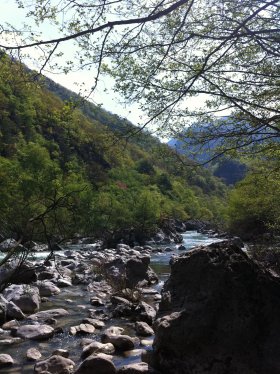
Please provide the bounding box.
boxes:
[168,122,247,185]
[0,54,228,246]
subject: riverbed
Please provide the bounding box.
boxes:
[0,231,219,373]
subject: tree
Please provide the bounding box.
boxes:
[228,165,280,238]
[0,0,279,159]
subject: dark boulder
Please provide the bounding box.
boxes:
[184,219,212,232]
[153,240,280,374]
[126,257,158,288]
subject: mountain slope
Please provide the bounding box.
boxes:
[0,54,228,245]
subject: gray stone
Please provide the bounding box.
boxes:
[0,353,14,367]
[3,284,40,313]
[135,322,154,336]
[104,326,124,335]
[0,238,17,252]
[26,347,42,361]
[0,337,22,346]
[90,297,104,306]
[37,281,60,296]
[56,278,72,287]
[34,355,75,373]
[134,301,156,325]
[82,318,105,329]
[70,323,95,335]
[16,324,54,340]
[75,354,116,374]
[2,319,19,330]
[101,333,135,351]
[118,362,157,373]
[6,300,25,320]
[52,349,69,358]
[81,341,115,359]
[29,308,69,321]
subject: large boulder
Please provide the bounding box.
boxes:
[3,284,40,313]
[152,241,280,374]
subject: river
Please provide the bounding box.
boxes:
[0,230,220,373]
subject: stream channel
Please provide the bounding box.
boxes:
[0,230,220,373]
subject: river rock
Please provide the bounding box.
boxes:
[135,322,154,336]
[82,318,105,329]
[177,244,186,251]
[3,284,40,313]
[126,257,158,288]
[81,341,115,359]
[111,296,132,306]
[70,323,95,335]
[26,347,42,361]
[134,301,156,325]
[57,278,72,287]
[0,260,37,287]
[153,241,280,373]
[104,326,124,335]
[0,354,14,367]
[52,349,70,358]
[37,281,61,296]
[118,362,157,373]
[75,354,116,374]
[101,333,135,351]
[90,297,104,306]
[0,337,22,346]
[34,355,75,373]
[6,300,25,320]
[37,269,57,281]
[0,238,17,252]
[2,319,19,330]
[28,308,69,321]
[16,324,54,340]
[0,298,6,324]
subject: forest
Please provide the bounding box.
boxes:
[0,53,232,248]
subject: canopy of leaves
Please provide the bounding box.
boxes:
[0,0,279,160]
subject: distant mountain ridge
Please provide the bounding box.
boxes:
[168,121,247,185]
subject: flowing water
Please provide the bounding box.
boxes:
[0,231,220,373]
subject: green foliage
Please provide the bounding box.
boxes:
[136,159,155,176]
[0,55,228,243]
[228,165,280,238]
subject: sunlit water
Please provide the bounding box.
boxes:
[0,231,220,373]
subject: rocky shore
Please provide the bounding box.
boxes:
[0,240,163,373]
[1,227,277,374]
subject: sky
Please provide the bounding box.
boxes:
[0,0,227,139]
[0,0,145,126]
